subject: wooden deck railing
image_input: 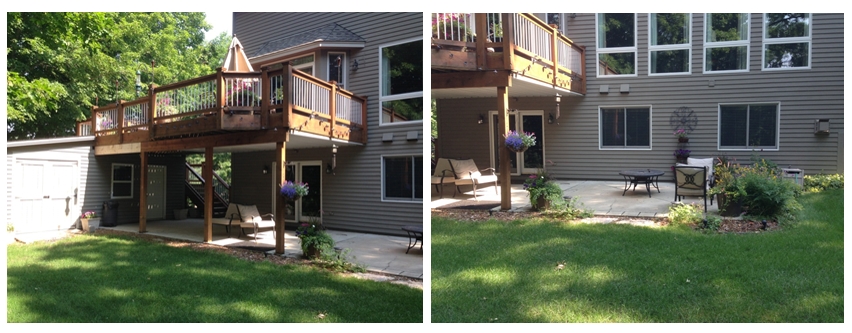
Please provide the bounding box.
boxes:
[431,13,586,95]
[77,62,367,144]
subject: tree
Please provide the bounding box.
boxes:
[7,12,230,140]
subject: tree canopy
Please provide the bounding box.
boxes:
[7,12,231,140]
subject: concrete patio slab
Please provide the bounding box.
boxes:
[432,180,718,218]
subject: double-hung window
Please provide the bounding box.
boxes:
[704,13,750,72]
[379,38,423,125]
[382,155,423,202]
[599,106,651,149]
[718,103,779,150]
[596,13,637,77]
[111,163,134,199]
[763,13,811,70]
[649,13,691,75]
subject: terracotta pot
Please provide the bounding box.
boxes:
[305,244,322,259]
[676,156,688,164]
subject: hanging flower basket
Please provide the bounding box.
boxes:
[678,137,689,143]
[504,130,536,153]
[280,181,309,201]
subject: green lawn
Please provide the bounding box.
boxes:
[7,233,423,323]
[431,190,843,322]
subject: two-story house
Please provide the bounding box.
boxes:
[432,13,843,210]
[7,12,423,253]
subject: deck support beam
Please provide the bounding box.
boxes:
[497,86,512,211]
[203,147,214,242]
[139,152,148,233]
[274,142,287,254]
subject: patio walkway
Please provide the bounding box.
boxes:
[431,180,718,218]
[103,219,424,279]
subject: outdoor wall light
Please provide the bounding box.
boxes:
[327,144,338,175]
[263,166,269,174]
[478,114,485,124]
[554,93,561,121]
[351,59,359,71]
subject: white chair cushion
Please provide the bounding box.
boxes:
[687,157,714,178]
[449,159,480,180]
[236,204,261,222]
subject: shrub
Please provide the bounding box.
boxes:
[703,215,722,232]
[803,174,844,192]
[736,158,802,220]
[668,203,703,226]
[546,196,595,220]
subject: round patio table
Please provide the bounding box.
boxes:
[619,169,665,198]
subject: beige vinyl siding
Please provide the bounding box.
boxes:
[435,13,842,182]
[234,13,422,236]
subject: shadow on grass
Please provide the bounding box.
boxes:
[431,190,844,323]
[7,233,423,323]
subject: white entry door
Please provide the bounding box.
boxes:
[15,159,78,232]
[146,165,167,220]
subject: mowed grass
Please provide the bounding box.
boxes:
[431,190,843,322]
[7,233,422,323]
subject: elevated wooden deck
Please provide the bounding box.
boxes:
[431,13,586,95]
[78,62,367,154]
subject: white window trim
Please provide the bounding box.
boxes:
[327,51,347,88]
[380,154,423,203]
[598,105,653,150]
[716,102,781,151]
[595,13,638,78]
[111,163,134,199]
[703,13,751,74]
[286,53,316,74]
[378,37,424,127]
[762,13,812,71]
[648,13,692,76]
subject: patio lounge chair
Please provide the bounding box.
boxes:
[449,158,498,201]
[431,158,456,198]
[235,204,276,243]
[674,165,709,213]
[211,203,241,236]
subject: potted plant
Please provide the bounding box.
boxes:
[296,219,334,259]
[674,129,689,142]
[7,223,15,245]
[524,169,564,211]
[80,211,101,233]
[674,149,691,164]
[431,13,475,42]
[504,130,537,153]
[280,181,309,201]
[708,156,745,216]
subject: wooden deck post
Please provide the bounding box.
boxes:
[497,86,512,210]
[274,142,287,254]
[139,152,148,233]
[502,13,515,71]
[475,13,487,70]
[117,100,125,143]
[282,62,292,129]
[203,146,214,242]
[261,66,270,129]
[148,84,157,140]
[329,82,337,139]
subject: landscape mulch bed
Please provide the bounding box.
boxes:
[432,209,780,233]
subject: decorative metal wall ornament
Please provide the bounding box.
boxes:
[669,107,697,133]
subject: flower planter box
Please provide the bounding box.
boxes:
[81,218,101,233]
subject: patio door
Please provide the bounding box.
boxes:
[274,161,322,223]
[489,111,545,175]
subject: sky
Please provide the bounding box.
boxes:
[204,12,232,41]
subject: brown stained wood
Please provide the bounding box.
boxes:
[94,143,141,155]
[497,86,512,211]
[431,50,477,70]
[203,147,213,242]
[274,142,286,254]
[153,116,220,139]
[141,130,289,152]
[221,114,261,130]
[432,71,512,89]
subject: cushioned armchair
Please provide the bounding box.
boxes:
[674,165,709,213]
[449,158,498,201]
[431,158,456,198]
[236,204,276,242]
